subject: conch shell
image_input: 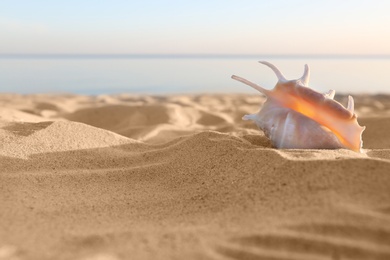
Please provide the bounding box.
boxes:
[232,61,365,152]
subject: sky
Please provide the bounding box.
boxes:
[1,0,390,55]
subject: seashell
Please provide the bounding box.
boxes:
[232,61,365,152]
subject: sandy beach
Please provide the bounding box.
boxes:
[1,93,390,260]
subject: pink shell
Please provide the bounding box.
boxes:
[232,61,365,152]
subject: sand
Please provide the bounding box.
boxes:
[1,93,390,260]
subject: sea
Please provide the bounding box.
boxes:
[0,54,389,95]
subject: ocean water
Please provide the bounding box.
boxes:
[0,55,389,95]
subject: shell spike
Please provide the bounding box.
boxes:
[259,61,287,82]
[242,114,257,121]
[299,64,310,86]
[347,95,354,113]
[324,90,336,99]
[231,75,270,96]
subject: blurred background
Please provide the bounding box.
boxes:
[0,0,389,94]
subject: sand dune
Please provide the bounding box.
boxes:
[1,93,390,260]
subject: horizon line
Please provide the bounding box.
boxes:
[1,53,390,59]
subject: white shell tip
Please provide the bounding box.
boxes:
[300,64,310,86]
[324,90,336,99]
[231,75,269,96]
[258,61,287,82]
[242,114,256,121]
[347,95,355,113]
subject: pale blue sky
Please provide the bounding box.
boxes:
[1,0,390,54]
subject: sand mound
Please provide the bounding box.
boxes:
[62,103,234,143]
[0,120,137,158]
[0,108,46,123]
[1,93,390,260]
